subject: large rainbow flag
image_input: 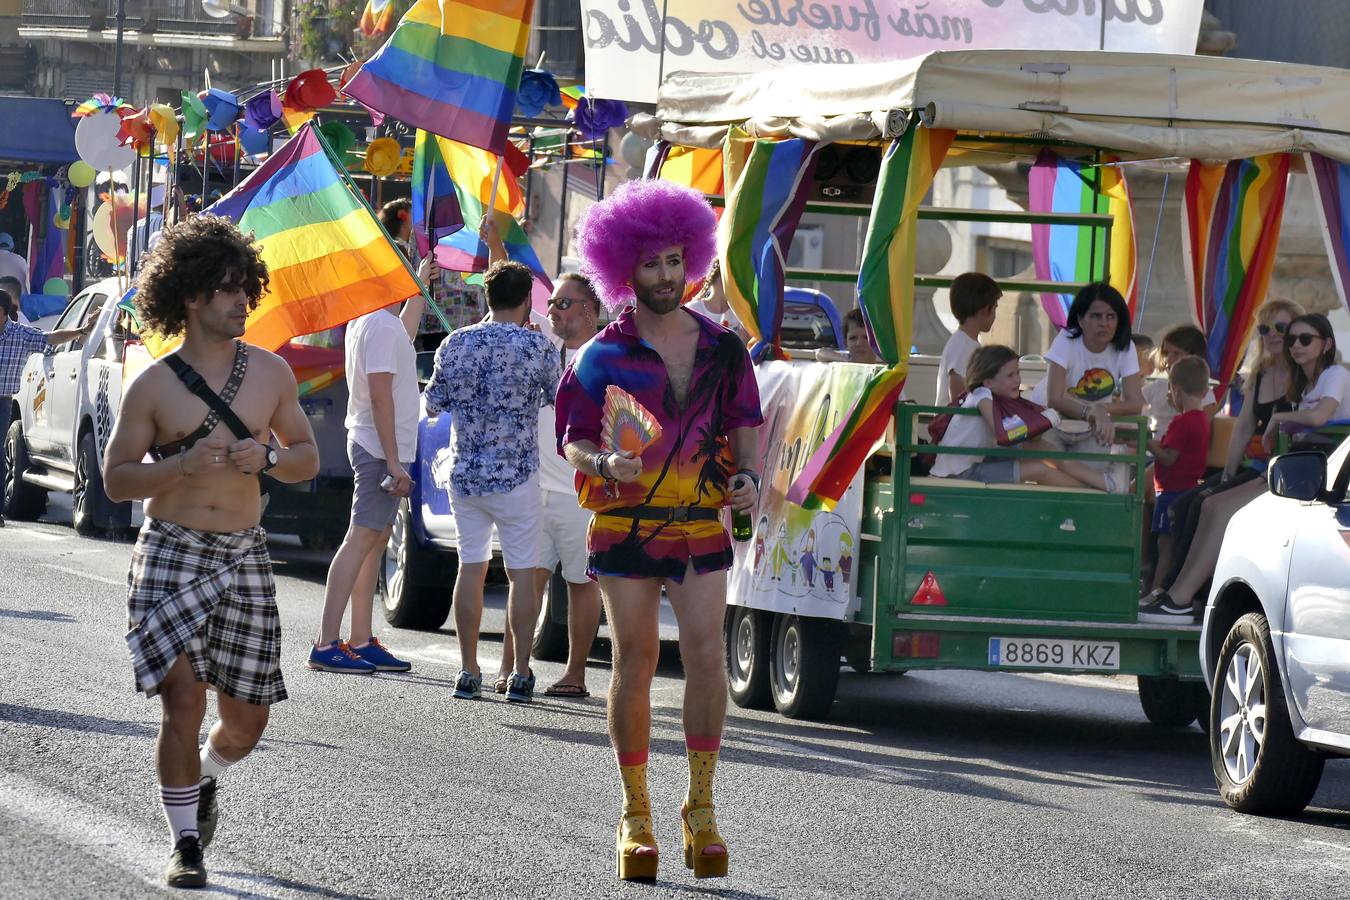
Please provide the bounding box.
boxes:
[1182,154,1290,399]
[412,129,551,306]
[1028,149,1138,326]
[788,124,954,509]
[344,0,533,153]
[1307,153,1350,317]
[359,0,397,37]
[196,122,420,354]
[717,135,819,354]
[655,143,724,195]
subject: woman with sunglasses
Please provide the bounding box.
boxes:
[1140,308,1349,622]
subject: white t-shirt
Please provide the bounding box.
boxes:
[1299,365,1350,420]
[936,329,980,406]
[537,345,576,495]
[685,298,742,332]
[1030,331,1140,407]
[932,387,995,477]
[345,309,420,462]
[1143,378,1217,440]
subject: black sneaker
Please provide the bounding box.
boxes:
[165,835,207,889]
[197,778,218,848]
[505,671,535,704]
[1138,592,1194,624]
[452,670,482,700]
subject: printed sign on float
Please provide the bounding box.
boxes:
[581,0,1207,104]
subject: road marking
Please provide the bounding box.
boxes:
[395,642,502,673]
[5,527,64,542]
[38,563,125,587]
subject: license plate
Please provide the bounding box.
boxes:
[988,637,1119,670]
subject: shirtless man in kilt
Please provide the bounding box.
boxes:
[103,215,319,888]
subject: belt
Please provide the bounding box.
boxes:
[599,504,720,523]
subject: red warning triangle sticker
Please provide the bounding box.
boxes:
[911,571,947,606]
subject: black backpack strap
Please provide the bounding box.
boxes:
[164,343,253,442]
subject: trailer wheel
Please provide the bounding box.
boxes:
[768,614,841,720]
[532,567,570,663]
[1137,675,1206,729]
[725,606,772,710]
[379,501,454,630]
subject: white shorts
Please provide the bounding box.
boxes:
[449,473,542,569]
[538,489,593,584]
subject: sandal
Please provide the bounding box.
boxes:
[544,682,590,698]
[681,803,729,879]
[492,674,509,694]
[616,813,659,881]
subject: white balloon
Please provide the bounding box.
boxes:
[619,131,652,172]
[75,110,135,172]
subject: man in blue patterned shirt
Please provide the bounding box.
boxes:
[424,260,560,703]
[0,287,93,526]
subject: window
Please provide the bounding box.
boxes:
[531,1,582,81]
[976,236,1032,280]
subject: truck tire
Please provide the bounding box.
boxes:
[73,430,123,536]
[725,606,772,710]
[768,613,842,720]
[4,417,47,521]
[532,567,570,663]
[379,501,455,630]
[1137,675,1205,728]
[1211,612,1325,815]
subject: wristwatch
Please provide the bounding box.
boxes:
[261,447,279,473]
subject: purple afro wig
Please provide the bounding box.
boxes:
[574,178,717,310]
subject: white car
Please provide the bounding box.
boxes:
[1200,436,1350,814]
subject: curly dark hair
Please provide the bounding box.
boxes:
[134,214,269,337]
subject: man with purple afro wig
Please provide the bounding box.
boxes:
[556,178,763,882]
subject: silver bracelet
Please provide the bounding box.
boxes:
[595,451,611,480]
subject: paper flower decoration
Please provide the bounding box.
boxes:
[516,68,561,118]
[244,90,281,131]
[318,121,356,158]
[572,97,629,142]
[285,69,336,112]
[239,126,271,156]
[118,107,155,153]
[363,137,401,177]
[202,88,240,132]
[72,93,130,117]
[149,104,179,148]
[601,385,662,455]
[181,90,209,140]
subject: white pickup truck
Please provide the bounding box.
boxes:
[4,277,132,534]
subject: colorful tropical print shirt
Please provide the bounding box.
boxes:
[425,321,560,496]
[555,307,764,515]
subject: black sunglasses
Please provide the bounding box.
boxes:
[1285,332,1320,348]
[547,296,582,311]
[1257,322,1289,336]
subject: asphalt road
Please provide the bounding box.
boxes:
[4,505,1350,899]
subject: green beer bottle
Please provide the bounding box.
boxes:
[731,471,756,542]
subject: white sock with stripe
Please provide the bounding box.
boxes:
[198,737,234,785]
[160,784,200,847]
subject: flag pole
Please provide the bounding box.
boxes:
[310,121,454,334]
[486,154,505,241]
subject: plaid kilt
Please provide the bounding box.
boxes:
[125,517,287,706]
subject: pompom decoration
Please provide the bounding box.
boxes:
[572,97,628,142]
[573,178,717,310]
[601,386,663,455]
[516,68,561,118]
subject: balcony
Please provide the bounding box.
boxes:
[20,0,286,48]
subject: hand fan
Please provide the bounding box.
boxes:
[601,385,662,455]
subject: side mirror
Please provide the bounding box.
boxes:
[1268,451,1327,502]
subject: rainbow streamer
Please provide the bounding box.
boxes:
[1182,154,1291,398]
[788,124,954,509]
[344,0,534,154]
[1307,153,1350,317]
[717,134,819,352]
[1028,149,1138,326]
[412,129,550,307]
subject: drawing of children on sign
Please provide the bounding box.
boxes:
[770,520,791,582]
[838,531,855,589]
[753,515,768,576]
[820,557,836,593]
[798,528,817,588]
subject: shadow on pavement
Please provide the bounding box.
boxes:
[0,702,156,738]
[0,608,76,623]
[213,871,374,900]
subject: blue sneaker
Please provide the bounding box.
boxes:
[452,670,482,700]
[306,641,377,674]
[350,637,412,672]
[505,671,535,704]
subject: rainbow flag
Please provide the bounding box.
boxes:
[717,135,819,353]
[412,129,550,306]
[657,143,724,196]
[788,124,954,509]
[1029,149,1138,326]
[1182,154,1290,398]
[1307,153,1350,318]
[359,0,397,37]
[344,0,534,153]
[193,122,420,354]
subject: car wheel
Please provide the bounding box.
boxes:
[1137,675,1207,729]
[725,606,772,710]
[1211,612,1325,815]
[768,613,842,720]
[379,501,455,630]
[532,567,570,663]
[73,430,119,536]
[4,417,47,521]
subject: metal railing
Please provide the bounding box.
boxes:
[21,0,282,38]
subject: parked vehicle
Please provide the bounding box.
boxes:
[1200,436,1350,815]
